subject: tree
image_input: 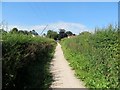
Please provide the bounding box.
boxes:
[58,29,68,40]
[18,30,30,35]
[30,30,38,35]
[66,31,73,36]
[43,33,46,37]
[18,30,24,34]
[59,29,65,33]
[79,31,92,37]
[47,30,58,40]
[10,28,18,33]
[79,31,92,36]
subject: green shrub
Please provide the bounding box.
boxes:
[2,33,56,89]
[61,25,119,88]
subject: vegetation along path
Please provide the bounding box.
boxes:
[50,42,86,88]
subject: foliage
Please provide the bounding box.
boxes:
[30,30,39,35]
[66,31,73,36]
[46,29,67,40]
[46,30,58,40]
[58,29,68,40]
[2,33,56,89]
[79,31,92,35]
[9,28,18,34]
[61,25,119,88]
[9,28,39,36]
[46,29,74,40]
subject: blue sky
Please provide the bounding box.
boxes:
[2,2,118,34]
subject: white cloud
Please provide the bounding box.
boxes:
[47,21,92,34]
[7,21,94,35]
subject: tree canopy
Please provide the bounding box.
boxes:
[46,29,75,40]
[9,28,18,33]
[66,31,73,36]
[46,30,58,40]
[9,28,39,36]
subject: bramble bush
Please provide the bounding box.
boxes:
[61,25,119,89]
[2,33,56,89]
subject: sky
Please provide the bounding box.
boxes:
[2,2,118,35]
[2,0,119,2]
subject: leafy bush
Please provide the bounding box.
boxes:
[61,25,119,89]
[2,33,56,89]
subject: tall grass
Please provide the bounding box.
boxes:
[61,25,119,88]
[2,33,56,89]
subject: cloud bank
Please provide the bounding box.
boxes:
[8,21,94,35]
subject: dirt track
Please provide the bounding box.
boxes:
[50,42,86,88]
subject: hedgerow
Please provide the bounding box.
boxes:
[61,25,119,89]
[2,33,56,89]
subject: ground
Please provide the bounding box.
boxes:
[50,42,86,88]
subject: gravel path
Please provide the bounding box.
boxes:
[50,42,86,88]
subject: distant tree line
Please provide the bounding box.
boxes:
[46,29,76,40]
[1,27,76,40]
[10,28,39,35]
[1,28,39,36]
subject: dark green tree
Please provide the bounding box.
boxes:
[10,28,18,33]
[66,31,73,36]
[30,30,39,35]
[43,33,46,37]
[47,30,58,40]
[18,30,29,35]
[58,29,67,40]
